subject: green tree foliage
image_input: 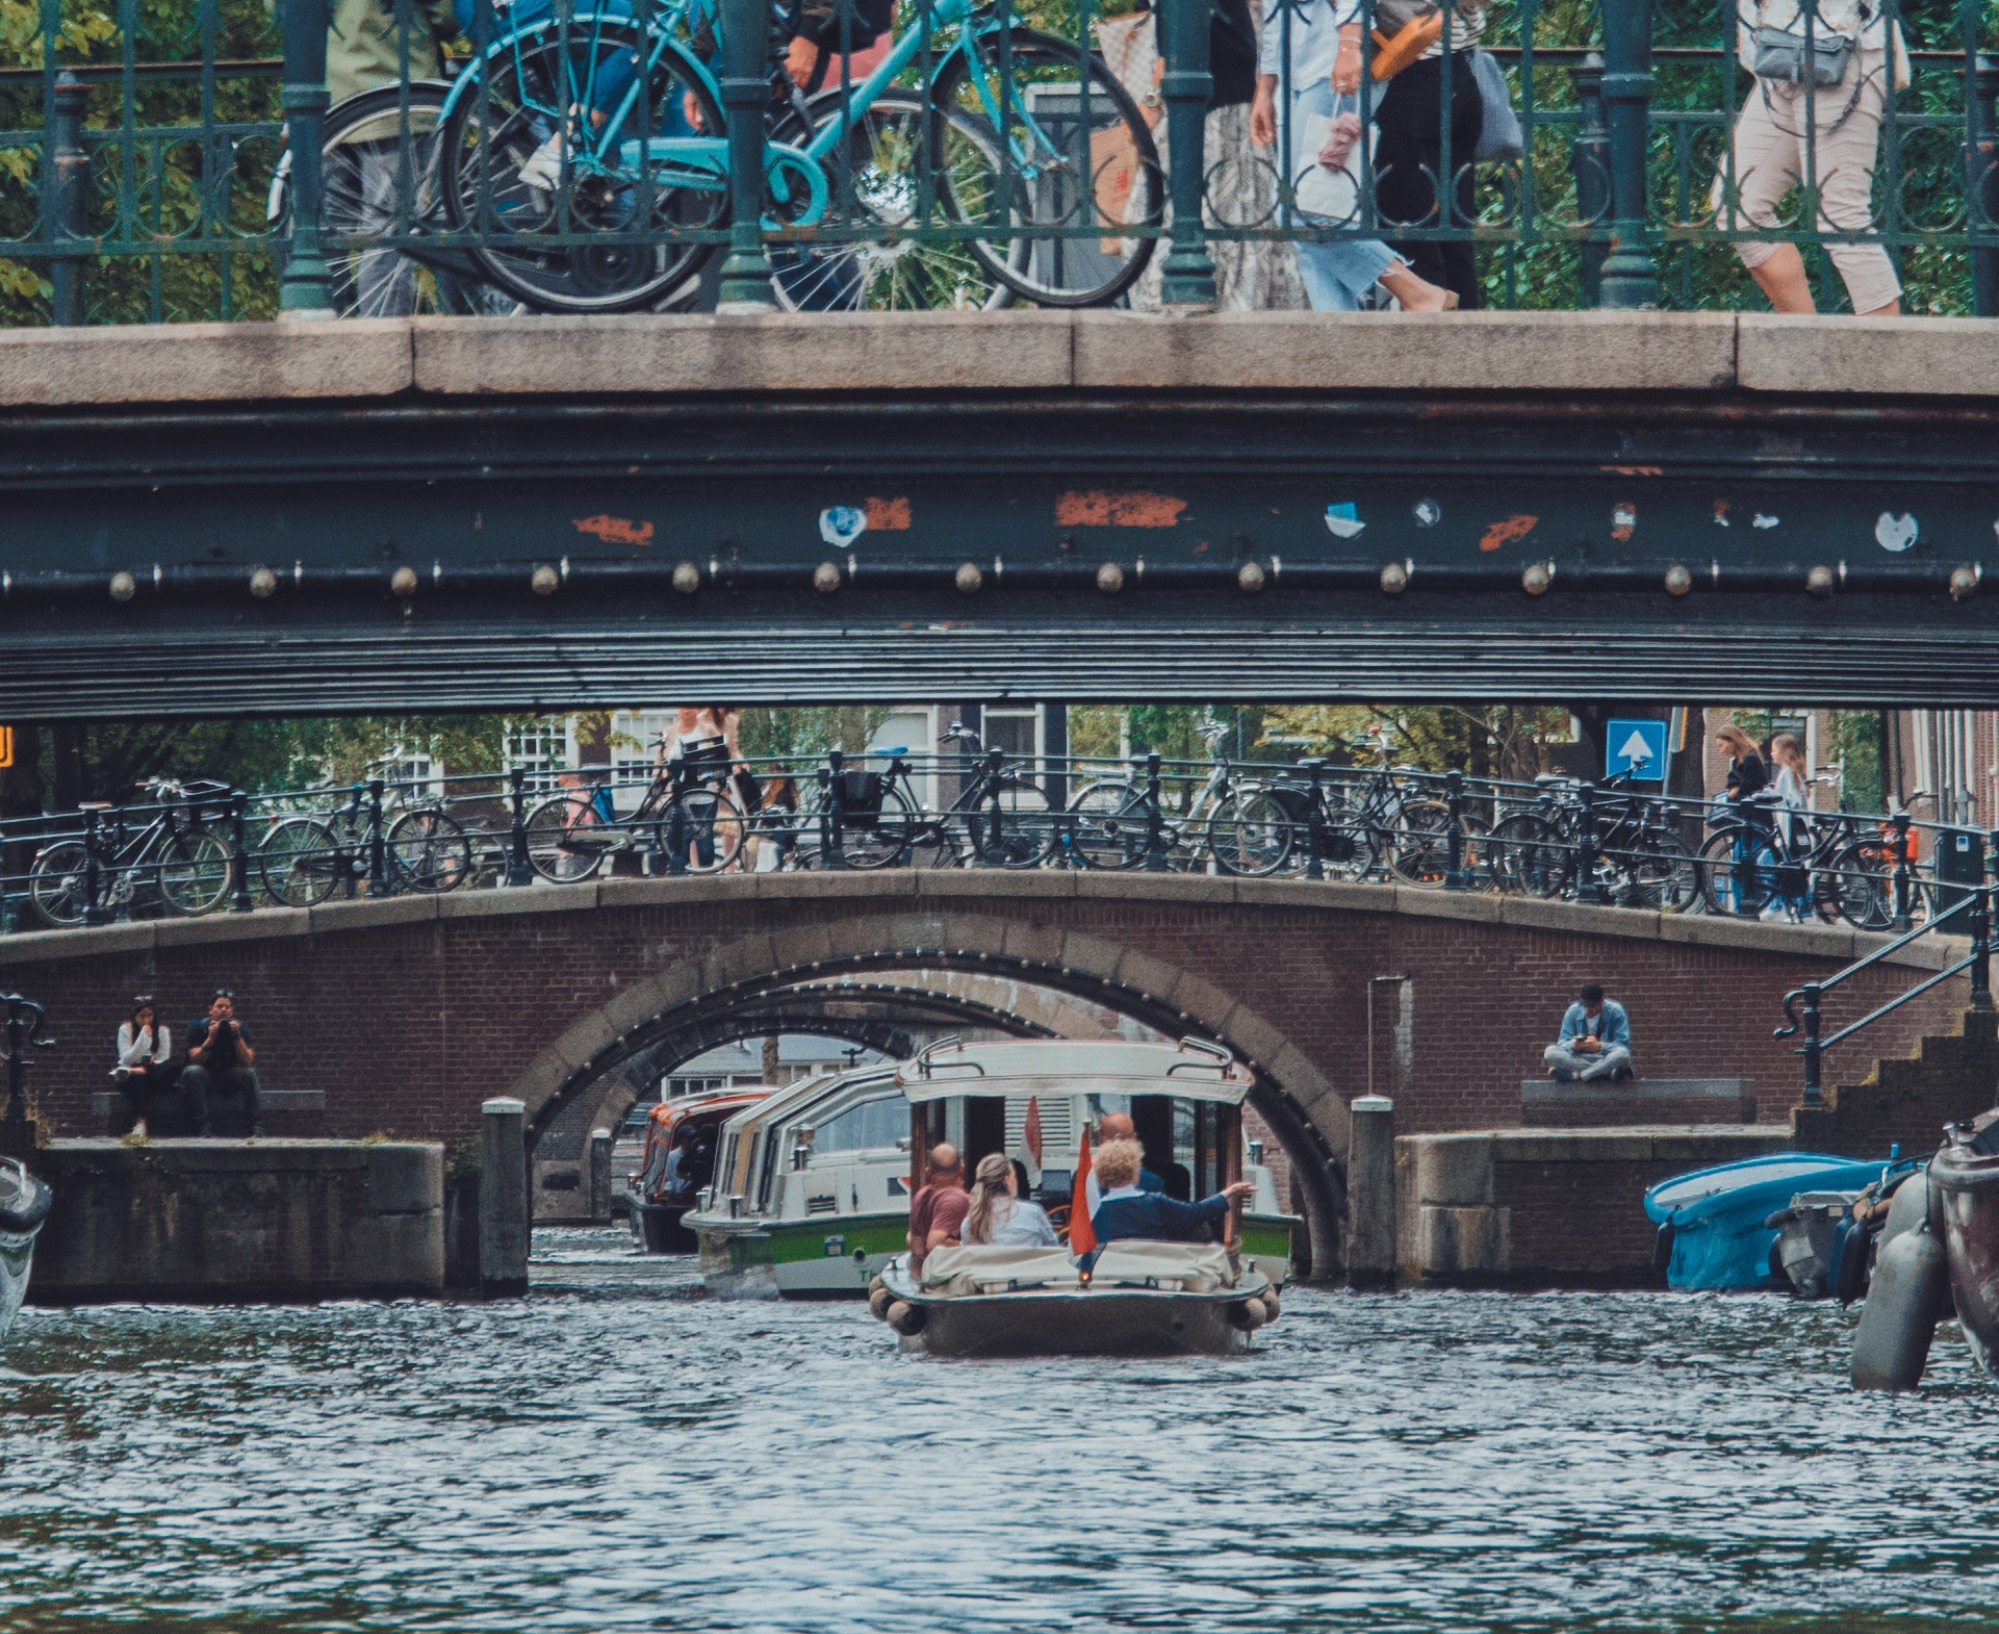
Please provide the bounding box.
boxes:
[738,706,893,761]
[1257,703,1573,777]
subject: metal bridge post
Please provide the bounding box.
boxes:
[1443,770,1468,892]
[229,791,254,913]
[366,778,391,897]
[1157,0,1218,308]
[83,807,109,927]
[505,767,532,887]
[1143,753,1169,872]
[1800,981,1823,1107]
[1891,809,1913,933]
[1578,782,1609,904]
[1598,0,1659,309]
[1571,52,1609,308]
[665,759,689,876]
[715,0,777,308]
[278,0,336,316]
[823,752,849,870]
[46,72,90,327]
[110,810,132,924]
[1,992,52,1153]
[1968,55,1999,318]
[1304,759,1325,881]
[985,749,1008,861]
[1969,830,1992,1011]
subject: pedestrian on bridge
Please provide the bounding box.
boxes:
[1543,982,1634,1083]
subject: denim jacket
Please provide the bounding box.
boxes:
[1558,1000,1630,1051]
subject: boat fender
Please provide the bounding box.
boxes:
[1652,1219,1675,1275]
[868,1284,895,1321]
[1228,1297,1268,1331]
[885,1300,926,1336]
[1257,1289,1280,1323]
[868,1276,887,1298]
[1830,1214,1873,1307]
[1877,1164,1931,1250]
[1851,1216,1949,1392]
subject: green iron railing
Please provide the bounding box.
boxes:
[1,0,1996,323]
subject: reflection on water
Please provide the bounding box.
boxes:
[3,1227,1997,1633]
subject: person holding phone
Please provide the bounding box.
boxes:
[181,989,262,1139]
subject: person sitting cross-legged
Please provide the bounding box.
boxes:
[181,989,262,1138]
[1542,981,1634,1084]
[1089,1137,1254,1253]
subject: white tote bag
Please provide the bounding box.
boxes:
[1292,93,1376,224]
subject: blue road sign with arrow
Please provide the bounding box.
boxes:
[1606,718,1669,781]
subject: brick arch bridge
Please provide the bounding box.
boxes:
[0,870,1969,1269]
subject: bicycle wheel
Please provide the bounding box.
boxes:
[660,786,748,874]
[1065,780,1146,870]
[827,782,917,869]
[1388,801,1486,888]
[767,90,1021,312]
[1698,829,1778,917]
[1209,790,1293,877]
[441,23,725,313]
[966,777,1055,868]
[1285,808,1378,880]
[1485,813,1568,898]
[27,839,93,928]
[257,817,343,908]
[1602,833,1698,912]
[158,828,234,916]
[525,795,611,883]
[291,81,525,318]
[928,26,1162,306]
[387,809,474,893]
[1822,838,1899,930]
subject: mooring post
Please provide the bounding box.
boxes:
[0,992,52,1155]
[479,1096,529,1295]
[506,766,532,887]
[1346,1094,1396,1290]
[589,1126,615,1223]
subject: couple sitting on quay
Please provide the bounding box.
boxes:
[906,1114,1254,1274]
[113,989,263,1138]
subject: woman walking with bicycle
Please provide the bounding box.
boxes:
[1763,732,1813,922]
[1715,723,1773,917]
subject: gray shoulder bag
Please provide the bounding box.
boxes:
[1750,20,1854,85]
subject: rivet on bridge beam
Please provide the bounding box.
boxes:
[1096,562,1125,594]
[108,571,136,602]
[955,562,983,595]
[1951,564,1980,601]
[1806,564,1836,597]
[673,561,701,595]
[531,564,560,596]
[1521,562,1552,596]
[390,566,419,598]
[1379,561,1409,595]
[249,566,278,599]
[814,562,842,594]
[1664,563,1691,597]
[1237,561,1266,594]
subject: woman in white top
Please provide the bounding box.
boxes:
[1765,733,1812,921]
[1711,0,1908,315]
[960,1153,1059,1248]
[115,996,175,1138]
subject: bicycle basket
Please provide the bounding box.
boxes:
[839,771,886,822]
[680,736,730,768]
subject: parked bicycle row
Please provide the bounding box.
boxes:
[0,727,1984,935]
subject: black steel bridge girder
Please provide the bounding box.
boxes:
[4,389,1998,716]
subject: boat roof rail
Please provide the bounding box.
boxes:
[894,1038,1252,1106]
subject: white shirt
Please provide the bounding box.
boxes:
[117,1022,170,1070]
[974,1199,1059,1247]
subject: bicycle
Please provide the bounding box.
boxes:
[1064,730,1287,874]
[1486,766,1697,910]
[800,727,1053,869]
[257,759,477,905]
[29,779,237,927]
[1251,746,1483,886]
[521,735,749,880]
[434,0,1161,313]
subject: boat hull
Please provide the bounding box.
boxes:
[627,1192,697,1255]
[0,1157,53,1345]
[899,1288,1251,1358]
[1932,1133,1999,1376]
[694,1211,909,1299]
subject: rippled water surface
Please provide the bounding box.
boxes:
[3,1228,1998,1633]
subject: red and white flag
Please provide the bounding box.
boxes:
[1068,1129,1097,1258]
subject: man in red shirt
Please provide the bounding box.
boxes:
[907,1143,969,1274]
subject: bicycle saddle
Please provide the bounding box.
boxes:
[879,746,908,756]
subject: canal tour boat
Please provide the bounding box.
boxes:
[625,1088,773,1253]
[687,1038,1300,1301]
[868,1036,1284,1357]
[0,1156,53,1344]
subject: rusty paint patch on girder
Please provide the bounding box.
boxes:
[865,496,911,530]
[1478,514,1538,553]
[1056,489,1188,528]
[573,515,655,547]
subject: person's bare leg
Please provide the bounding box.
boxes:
[1378,261,1460,313]
[1859,297,1901,317]
[1748,245,1816,313]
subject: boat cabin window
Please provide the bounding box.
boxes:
[807,1093,906,1158]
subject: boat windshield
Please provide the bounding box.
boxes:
[811,1094,906,1156]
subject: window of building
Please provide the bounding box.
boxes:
[983,705,1041,766]
[507,722,573,792]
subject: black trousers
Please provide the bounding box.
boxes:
[181,1065,260,1135]
[1372,54,1485,309]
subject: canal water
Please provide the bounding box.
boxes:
[3,1228,1996,1633]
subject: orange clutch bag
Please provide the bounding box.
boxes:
[1370,11,1444,79]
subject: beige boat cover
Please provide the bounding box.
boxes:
[921,1245,1082,1296]
[1089,1242,1239,1293]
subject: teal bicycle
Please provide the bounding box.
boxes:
[436,0,1163,311]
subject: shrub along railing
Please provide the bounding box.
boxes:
[1,0,1995,323]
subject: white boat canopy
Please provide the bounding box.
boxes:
[895,1037,1253,1106]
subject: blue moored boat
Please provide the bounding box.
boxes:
[1645,1153,1894,1290]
